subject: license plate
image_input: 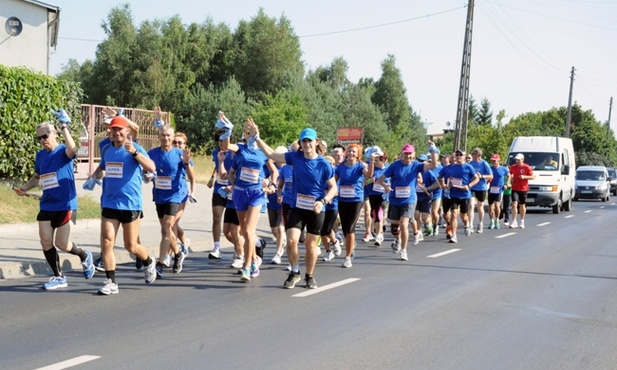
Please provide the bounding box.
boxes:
[527,198,535,203]
[582,191,592,194]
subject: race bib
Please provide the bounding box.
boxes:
[395,186,411,198]
[40,172,59,190]
[451,178,462,187]
[415,184,424,193]
[155,176,172,190]
[340,185,355,198]
[490,186,501,194]
[296,194,316,210]
[239,167,259,184]
[372,183,385,193]
[216,176,228,186]
[106,162,123,178]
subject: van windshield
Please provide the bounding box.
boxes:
[510,152,559,171]
[576,171,605,181]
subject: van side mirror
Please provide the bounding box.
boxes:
[562,165,570,175]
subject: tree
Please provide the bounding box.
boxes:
[477,98,493,125]
[231,9,304,99]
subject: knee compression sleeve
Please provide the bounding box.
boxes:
[391,223,400,236]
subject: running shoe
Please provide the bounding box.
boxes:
[209,249,221,260]
[98,279,119,295]
[520,220,525,229]
[391,239,401,254]
[465,227,472,237]
[162,255,171,268]
[333,240,342,257]
[449,235,458,243]
[94,257,105,272]
[374,233,384,246]
[155,263,164,278]
[271,252,282,265]
[135,257,144,270]
[362,232,374,242]
[446,225,453,240]
[400,249,408,261]
[476,223,483,234]
[495,221,501,229]
[342,256,353,268]
[173,252,185,274]
[284,271,302,289]
[424,225,433,236]
[241,268,251,282]
[323,250,335,262]
[250,262,260,278]
[144,258,157,284]
[509,220,518,229]
[305,274,317,289]
[432,227,440,236]
[43,276,67,290]
[231,255,244,269]
[412,232,420,246]
[82,250,95,280]
[488,221,494,230]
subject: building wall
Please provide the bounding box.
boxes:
[0,0,51,73]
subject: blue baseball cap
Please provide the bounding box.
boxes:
[299,128,317,141]
[417,154,428,162]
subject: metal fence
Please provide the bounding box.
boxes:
[76,104,170,177]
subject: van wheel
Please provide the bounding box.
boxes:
[563,197,572,211]
[552,199,561,214]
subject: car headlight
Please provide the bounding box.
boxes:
[597,183,608,190]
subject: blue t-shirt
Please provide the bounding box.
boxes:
[212,148,233,192]
[490,165,510,194]
[147,147,187,204]
[429,163,443,199]
[284,151,334,212]
[35,144,77,212]
[439,163,476,199]
[231,144,268,190]
[417,169,438,201]
[279,164,295,206]
[335,161,366,203]
[470,159,492,191]
[382,160,425,206]
[99,142,148,211]
[265,165,282,210]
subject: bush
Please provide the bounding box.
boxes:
[0,65,83,181]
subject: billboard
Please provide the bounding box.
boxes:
[336,127,363,147]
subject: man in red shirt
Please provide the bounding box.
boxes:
[509,153,535,229]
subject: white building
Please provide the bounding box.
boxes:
[0,0,60,74]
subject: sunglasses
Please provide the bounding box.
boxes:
[455,153,464,156]
[466,157,472,160]
[37,134,50,140]
[172,140,184,145]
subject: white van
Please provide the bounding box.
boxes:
[506,136,576,214]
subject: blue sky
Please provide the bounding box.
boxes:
[49,0,617,135]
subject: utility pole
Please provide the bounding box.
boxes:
[453,0,474,152]
[607,97,613,139]
[565,66,575,137]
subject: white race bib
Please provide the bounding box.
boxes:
[296,194,316,210]
[451,178,462,187]
[40,172,59,190]
[415,184,424,193]
[216,176,228,186]
[155,176,172,190]
[239,167,259,184]
[395,186,411,198]
[106,162,123,178]
[490,186,501,194]
[340,185,355,198]
[372,183,385,193]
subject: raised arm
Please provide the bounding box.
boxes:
[247,118,287,164]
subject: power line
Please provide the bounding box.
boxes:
[59,36,103,42]
[298,5,467,38]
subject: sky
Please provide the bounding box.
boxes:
[47,0,617,135]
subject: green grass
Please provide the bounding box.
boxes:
[192,154,215,184]
[0,183,101,224]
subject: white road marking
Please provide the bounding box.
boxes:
[565,215,574,218]
[600,206,606,209]
[584,210,592,213]
[293,278,360,297]
[496,232,516,239]
[35,355,100,370]
[428,249,460,258]
[537,222,551,227]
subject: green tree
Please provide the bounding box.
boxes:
[477,98,493,125]
[231,9,303,99]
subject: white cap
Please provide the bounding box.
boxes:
[514,153,524,160]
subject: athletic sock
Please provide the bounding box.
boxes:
[43,248,62,277]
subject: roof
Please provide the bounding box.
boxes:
[19,0,61,48]
[20,0,60,12]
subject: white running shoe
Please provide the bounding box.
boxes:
[400,249,408,261]
[509,220,518,229]
[271,252,282,265]
[208,249,221,260]
[412,232,420,246]
[342,256,353,268]
[231,255,244,269]
[391,239,401,254]
[362,232,374,242]
[374,233,384,246]
[520,220,525,229]
[323,250,335,262]
[333,240,342,257]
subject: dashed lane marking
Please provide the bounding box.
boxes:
[565,215,574,218]
[496,232,516,239]
[292,278,360,297]
[537,222,551,227]
[427,249,460,258]
[35,355,100,370]
[584,210,592,213]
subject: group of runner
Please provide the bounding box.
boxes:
[17,108,534,294]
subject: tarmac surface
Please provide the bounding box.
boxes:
[0,179,273,279]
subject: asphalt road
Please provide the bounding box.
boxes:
[1,200,617,370]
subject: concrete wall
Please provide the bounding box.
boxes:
[0,0,52,73]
